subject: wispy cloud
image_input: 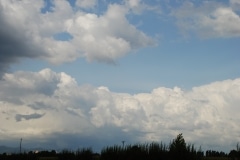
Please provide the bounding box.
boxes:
[15,113,45,122]
[171,1,240,38]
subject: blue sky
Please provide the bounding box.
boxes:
[10,34,240,93]
[1,0,240,153]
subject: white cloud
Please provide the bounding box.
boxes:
[68,3,156,63]
[0,69,240,151]
[172,1,240,38]
[0,0,156,71]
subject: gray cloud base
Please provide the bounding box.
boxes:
[0,14,42,76]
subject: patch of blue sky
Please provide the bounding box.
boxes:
[40,0,54,14]
[105,0,123,5]
[9,58,50,73]
[96,1,108,16]
[120,37,240,90]
[127,12,175,39]
[53,32,73,41]
[67,0,106,15]
[67,0,76,8]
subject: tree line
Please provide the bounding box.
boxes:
[0,134,239,160]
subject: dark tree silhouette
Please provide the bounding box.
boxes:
[169,133,188,160]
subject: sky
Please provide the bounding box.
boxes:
[0,0,240,153]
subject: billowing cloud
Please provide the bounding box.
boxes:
[0,0,156,75]
[0,69,240,151]
[171,1,240,38]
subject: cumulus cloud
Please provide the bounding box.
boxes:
[0,0,156,75]
[171,1,240,38]
[0,69,240,151]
